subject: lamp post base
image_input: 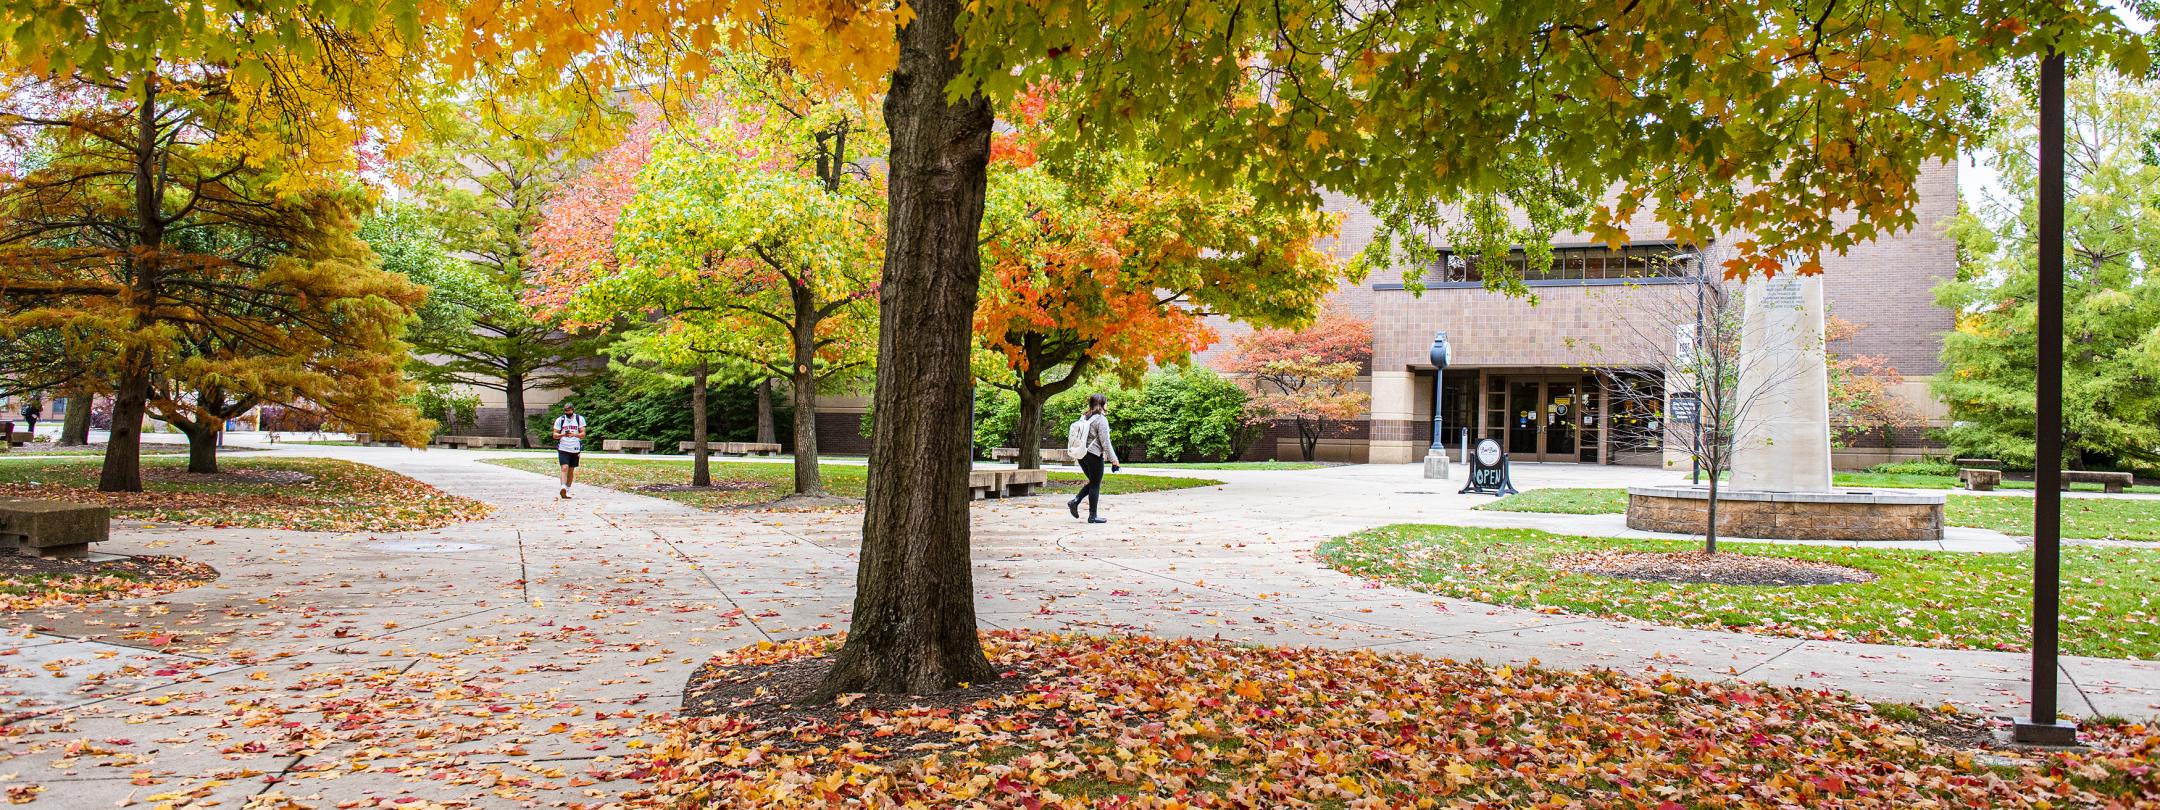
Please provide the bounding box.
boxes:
[1423,451,1450,480]
[2010,719,2080,746]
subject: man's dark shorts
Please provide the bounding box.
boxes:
[558,450,581,468]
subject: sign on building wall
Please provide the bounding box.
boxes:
[1674,323,1697,364]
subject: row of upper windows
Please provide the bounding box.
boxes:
[1429,243,1696,284]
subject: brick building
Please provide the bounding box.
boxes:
[1189,161,1959,467]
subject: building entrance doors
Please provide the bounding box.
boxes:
[1505,379,1585,462]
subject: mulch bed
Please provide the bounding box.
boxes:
[635,481,772,494]
[681,647,1036,757]
[1,552,218,612]
[1556,550,1877,586]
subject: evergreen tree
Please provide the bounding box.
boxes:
[1936,71,2160,469]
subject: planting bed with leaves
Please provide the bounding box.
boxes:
[1,554,216,612]
[1482,485,2160,541]
[635,631,2158,808]
[0,457,490,532]
[1318,525,2160,659]
[483,457,1218,509]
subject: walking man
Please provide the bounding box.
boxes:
[1065,393,1121,524]
[552,402,586,499]
[19,400,38,439]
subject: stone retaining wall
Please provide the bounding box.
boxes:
[1625,487,1944,542]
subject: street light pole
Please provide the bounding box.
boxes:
[1424,331,1451,479]
[2014,48,2077,747]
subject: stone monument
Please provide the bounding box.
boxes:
[1623,269,1945,541]
[1730,273,1834,491]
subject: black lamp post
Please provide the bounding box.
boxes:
[1423,332,1453,480]
[2014,48,2077,747]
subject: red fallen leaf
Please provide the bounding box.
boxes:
[146,634,175,647]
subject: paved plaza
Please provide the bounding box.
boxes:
[4,443,2156,805]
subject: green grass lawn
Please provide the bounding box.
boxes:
[1481,486,2160,541]
[1120,460,1328,471]
[1318,524,2160,658]
[483,456,1220,509]
[1834,470,2158,494]
[0,455,491,531]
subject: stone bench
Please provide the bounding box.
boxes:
[1955,458,2005,470]
[603,439,654,454]
[0,499,110,558]
[967,469,1051,499]
[1959,468,2001,491]
[2063,470,2135,493]
[989,447,1076,465]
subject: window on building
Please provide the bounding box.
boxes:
[1433,243,1691,284]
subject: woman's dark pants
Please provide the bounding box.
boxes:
[1073,452,1106,517]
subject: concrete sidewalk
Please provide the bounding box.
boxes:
[2,447,2153,807]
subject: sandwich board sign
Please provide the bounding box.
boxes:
[1458,438,1519,496]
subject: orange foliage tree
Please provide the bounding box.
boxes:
[1826,315,1924,450]
[976,89,1343,468]
[1222,312,1374,461]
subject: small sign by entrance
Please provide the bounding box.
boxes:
[1670,392,1701,426]
[1459,438,1519,496]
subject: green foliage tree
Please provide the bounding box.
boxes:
[1936,71,2160,470]
[394,100,613,447]
[533,72,881,495]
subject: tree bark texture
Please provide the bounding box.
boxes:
[791,284,824,494]
[1015,386,1046,470]
[816,0,998,698]
[692,359,711,488]
[756,379,777,444]
[505,370,528,447]
[59,393,91,446]
[177,419,220,475]
[99,81,161,493]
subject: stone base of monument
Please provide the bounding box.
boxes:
[1625,486,1945,542]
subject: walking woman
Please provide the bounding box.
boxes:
[1065,393,1121,523]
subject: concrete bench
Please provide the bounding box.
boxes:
[966,469,1051,500]
[432,435,474,448]
[0,499,110,558]
[1959,468,2001,491]
[990,448,1075,465]
[1955,458,2005,470]
[603,439,654,454]
[2063,470,2135,493]
[3,430,28,448]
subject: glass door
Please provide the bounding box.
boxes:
[1508,381,1540,456]
[1544,383,1577,459]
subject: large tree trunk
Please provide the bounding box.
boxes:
[505,370,528,447]
[691,359,711,488]
[815,0,998,699]
[59,393,91,446]
[175,417,220,475]
[756,378,777,444]
[790,285,825,494]
[1015,383,1045,470]
[100,78,161,494]
[99,361,149,492]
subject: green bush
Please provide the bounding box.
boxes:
[1125,365,1252,461]
[402,384,479,438]
[531,373,786,450]
[1866,458,1959,476]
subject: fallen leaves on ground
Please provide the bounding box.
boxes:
[1319,525,2160,659]
[637,631,2158,808]
[0,457,491,532]
[0,555,216,612]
